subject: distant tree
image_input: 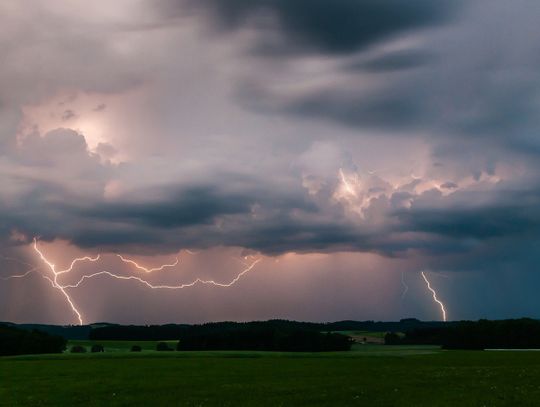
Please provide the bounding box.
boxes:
[91,344,104,353]
[70,345,87,353]
[384,332,401,345]
[156,342,173,351]
[130,345,142,352]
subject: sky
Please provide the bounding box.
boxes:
[1,0,540,325]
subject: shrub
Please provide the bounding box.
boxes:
[70,345,87,353]
[130,345,142,352]
[156,342,173,351]
[91,344,104,353]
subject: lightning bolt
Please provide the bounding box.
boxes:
[0,267,39,281]
[0,256,58,290]
[400,271,409,300]
[1,239,262,325]
[339,168,357,196]
[116,254,179,273]
[32,238,85,325]
[0,256,39,280]
[62,259,261,290]
[421,271,447,322]
[55,255,101,276]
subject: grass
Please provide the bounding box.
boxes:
[332,330,388,339]
[66,340,178,352]
[2,344,540,406]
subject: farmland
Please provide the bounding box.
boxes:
[2,343,540,406]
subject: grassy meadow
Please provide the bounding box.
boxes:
[2,342,540,406]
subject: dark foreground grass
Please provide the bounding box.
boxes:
[2,346,540,406]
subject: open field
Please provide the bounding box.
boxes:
[2,344,540,406]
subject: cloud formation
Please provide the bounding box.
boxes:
[1,0,540,322]
[174,0,461,54]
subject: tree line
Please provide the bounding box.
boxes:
[176,327,353,351]
[90,320,354,351]
[89,319,446,341]
[0,324,66,356]
[385,318,540,349]
[3,318,451,340]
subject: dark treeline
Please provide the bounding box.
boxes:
[89,319,447,341]
[3,319,450,340]
[0,324,66,356]
[14,323,92,339]
[385,318,540,349]
[0,322,103,340]
[177,326,353,352]
[90,320,354,351]
[90,323,191,341]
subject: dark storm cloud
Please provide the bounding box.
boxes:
[70,228,164,248]
[349,49,434,72]
[166,0,540,152]
[172,0,461,55]
[2,0,540,265]
[5,1,540,324]
[152,0,475,135]
[70,186,332,253]
[397,194,540,240]
[287,87,423,129]
[6,125,540,261]
[382,184,540,276]
[233,77,424,129]
[85,186,252,228]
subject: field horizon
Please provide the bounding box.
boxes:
[3,343,540,406]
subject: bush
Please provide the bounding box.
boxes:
[91,344,104,353]
[0,325,67,356]
[156,342,173,351]
[70,345,87,353]
[130,345,142,352]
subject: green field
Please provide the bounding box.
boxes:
[333,331,388,339]
[2,344,540,406]
[66,340,179,352]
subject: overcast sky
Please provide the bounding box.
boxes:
[1,0,540,325]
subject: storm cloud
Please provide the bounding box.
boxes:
[173,0,461,54]
[1,0,540,322]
